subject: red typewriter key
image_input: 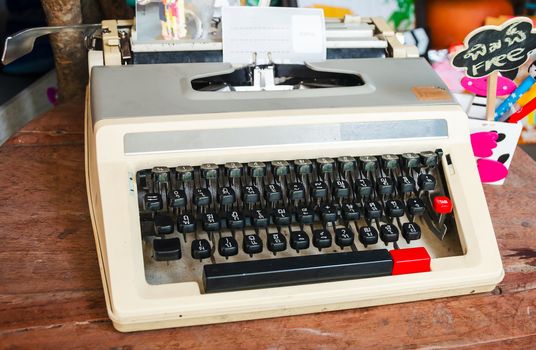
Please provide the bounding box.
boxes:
[389,247,431,275]
[433,196,453,214]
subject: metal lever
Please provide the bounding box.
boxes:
[1,24,100,65]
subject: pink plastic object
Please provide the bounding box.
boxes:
[477,158,509,182]
[470,131,498,157]
[461,76,516,97]
[432,60,465,93]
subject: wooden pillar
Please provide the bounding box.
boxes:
[41,0,87,102]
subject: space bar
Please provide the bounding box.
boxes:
[203,249,393,293]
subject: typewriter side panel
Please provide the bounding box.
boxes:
[90,105,503,332]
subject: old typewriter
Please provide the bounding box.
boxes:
[3,17,503,332]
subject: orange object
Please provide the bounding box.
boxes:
[310,5,352,19]
[426,0,513,49]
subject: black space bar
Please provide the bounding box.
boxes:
[203,249,393,293]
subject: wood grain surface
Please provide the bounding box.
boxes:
[1,102,535,349]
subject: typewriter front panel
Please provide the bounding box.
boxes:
[91,105,503,330]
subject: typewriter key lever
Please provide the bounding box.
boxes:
[424,195,453,240]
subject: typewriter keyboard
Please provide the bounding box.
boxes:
[136,151,463,292]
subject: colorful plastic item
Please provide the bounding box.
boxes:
[461,76,516,97]
[389,247,431,275]
[433,196,453,214]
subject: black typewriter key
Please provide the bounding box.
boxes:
[381,154,399,171]
[380,224,399,244]
[191,239,212,260]
[226,210,245,230]
[319,203,338,223]
[218,236,239,257]
[251,208,270,227]
[168,189,187,208]
[194,188,212,207]
[296,205,315,225]
[312,229,332,249]
[242,185,260,204]
[294,159,313,175]
[407,198,426,216]
[288,182,305,201]
[243,234,263,255]
[420,151,438,168]
[177,213,196,233]
[154,214,174,235]
[355,178,373,198]
[376,177,394,196]
[264,183,283,202]
[290,231,310,251]
[153,238,181,261]
[335,227,355,248]
[273,207,292,226]
[272,160,290,177]
[202,212,221,232]
[418,173,436,191]
[359,226,379,247]
[359,156,378,173]
[402,153,421,169]
[385,200,405,218]
[333,179,350,199]
[402,222,422,243]
[364,201,383,220]
[145,193,163,211]
[217,186,236,206]
[311,181,328,199]
[267,233,287,253]
[397,176,416,194]
[342,203,360,221]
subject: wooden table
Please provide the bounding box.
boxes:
[1,102,535,349]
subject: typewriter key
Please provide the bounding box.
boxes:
[264,183,283,202]
[273,206,292,226]
[337,156,357,173]
[294,159,313,175]
[217,186,236,206]
[316,157,335,174]
[288,182,305,201]
[380,224,400,245]
[381,154,399,171]
[242,185,261,204]
[194,188,212,207]
[218,236,239,257]
[319,203,338,223]
[177,213,196,234]
[385,200,405,218]
[312,229,332,250]
[333,179,350,199]
[251,208,270,227]
[397,176,416,194]
[420,151,438,168]
[200,163,219,180]
[359,226,379,247]
[168,189,187,208]
[271,160,290,177]
[335,227,355,248]
[290,231,310,252]
[191,239,212,260]
[226,210,245,230]
[248,162,266,178]
[342,203,360,221]
[152,166,170,184]
[406,198,426,216]
[267,233,287,253]
[296,205,315,225]
[243,234,263,255]
[401,153,421,169]
[202,212,221,232]
[364,201,383,220]
[402,222,422,243]
[376,176,394,196]
[224,162,243,178]
[359,156,378,173]
[311,181,328,199]
[144,193,163,211]
[355,178,373,198]
[154,214,174,235]
[153,238,181,261]
[418,173,436,191]
[176,165,194,182]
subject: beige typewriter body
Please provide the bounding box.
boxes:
[85,54,504,332]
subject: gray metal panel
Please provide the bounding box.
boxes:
[91,58,455,124]
[124,119,447,155]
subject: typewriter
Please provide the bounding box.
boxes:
[4,17,503,332]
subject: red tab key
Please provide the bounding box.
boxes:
[389,247,431,275]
